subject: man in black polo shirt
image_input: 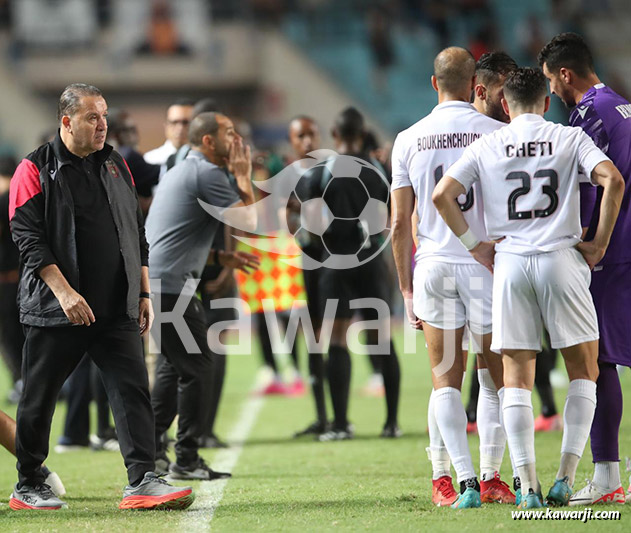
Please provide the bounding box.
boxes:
[9,83,193,511]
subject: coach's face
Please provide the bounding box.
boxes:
[63,95,108,157]
[214,115,240,159]
[542,63,575,108]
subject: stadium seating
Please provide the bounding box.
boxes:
[283,0,558,134]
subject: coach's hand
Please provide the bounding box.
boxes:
[138,297,154,335]
[219,250,261,273]
[228,138,252,181]
[470,241,496,273]
[403,294,423,330]
[58,287,95,326]
[576,241,606,270]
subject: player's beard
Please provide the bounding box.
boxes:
[487,99,510,123]
[562,95,576,109]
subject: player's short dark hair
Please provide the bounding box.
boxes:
[476,52,518,86]
[192,98,220,118]
[333,107,364,140]
[537,32,595,77]
[288,115,318,136]
[503,67,547,107]
[57,83,103,121]
[188,112,221,146]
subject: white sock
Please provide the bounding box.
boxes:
[433,386,476,483]
[503,388,536,491]
[593,461,622,490]
[557,453,580,487]
[427,389,450,479]
[516,463,540,496]
[498,387,519,480]
[558,379,597,486]
[477,369,505,480]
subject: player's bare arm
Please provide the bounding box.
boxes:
[577,160,625,268]
[391,186,422,329]
[432,176,496,273]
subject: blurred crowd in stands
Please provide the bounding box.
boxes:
[0,1,595,64]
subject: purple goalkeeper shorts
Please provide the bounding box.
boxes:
[590,263,631,367]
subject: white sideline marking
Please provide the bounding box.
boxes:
[179,393,265,531]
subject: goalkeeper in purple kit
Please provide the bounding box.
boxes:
[540,32,631,506]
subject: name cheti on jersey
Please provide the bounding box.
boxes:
[391,101,505,264]
[446,113,610,255]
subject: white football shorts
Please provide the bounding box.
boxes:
[413,261,492,336]
[491,247,599,353]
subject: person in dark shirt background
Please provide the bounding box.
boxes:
[316,107,401,441]
[106,108,160,218]
[0,155,23,403]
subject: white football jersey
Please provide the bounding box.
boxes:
[391,101,505,264]
[446,113,610,254]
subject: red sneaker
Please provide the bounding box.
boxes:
[481,472,516,504]
[288,378,306,397]
[119,473,194,510]
[534,414,563,432]
[466,421,477,434]
[432,475,458,507]
[569,480,625,506]
[259,380,289,395]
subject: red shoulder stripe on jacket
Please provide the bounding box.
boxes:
[9,159,41,220]
[122,158,136,187]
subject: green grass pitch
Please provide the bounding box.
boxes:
[1,326,630,531]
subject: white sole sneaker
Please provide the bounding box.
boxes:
[569,481,625,506]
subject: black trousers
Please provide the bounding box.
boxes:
[201,289,235,437]
[16,317,155,487]
[62,353,112,444]
[151,293,215,465]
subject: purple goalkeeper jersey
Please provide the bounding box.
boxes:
[573,83,631,265]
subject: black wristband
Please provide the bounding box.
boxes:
[139,292,152,299]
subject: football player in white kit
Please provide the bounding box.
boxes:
[391,47,512,509]
[433,67,624,508]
